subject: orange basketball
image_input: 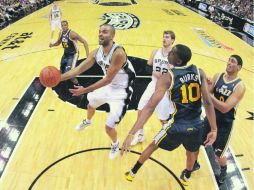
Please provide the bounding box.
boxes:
[39,66,61,87]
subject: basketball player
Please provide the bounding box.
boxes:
[131,30,175,146]
[49,1,62,43]
[49,20,89,85]
[121,44,217,186]
[199,55,245,184]
[61,24,136,159]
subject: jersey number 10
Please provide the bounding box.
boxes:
[180,82,201,103]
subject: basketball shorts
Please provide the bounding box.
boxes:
[87,84,132,128]
[60,53,79,73]
[203,117,234,157]
[137,80,174,120]
[51,20,61,31]
[154,119,203,152]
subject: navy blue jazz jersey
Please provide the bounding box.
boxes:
[169,64,202,121]
[61,29,78,55]
[214,73,242,122]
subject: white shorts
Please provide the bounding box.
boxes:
[138,81,174,121]
[51,20,61,31]
[87,85,131,128]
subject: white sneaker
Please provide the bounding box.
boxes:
[131,134,144,146]
[76,119,91,131]
[109,140,120,160]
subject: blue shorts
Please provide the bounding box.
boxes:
[203,117,234,157]
[60,53,79,73]
[155,119,203,152]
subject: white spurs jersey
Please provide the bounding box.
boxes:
[152,48,170,81]
[51,7,61,21]
[95,42,136,89]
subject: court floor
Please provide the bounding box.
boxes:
[0,0,253,189]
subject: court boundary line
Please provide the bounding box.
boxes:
[229,146,250,190]
[201,146,219,190]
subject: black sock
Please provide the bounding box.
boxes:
[131,161,143,174]
[185,169,192,178]
[220,165,227,174]
[221,165,227,171]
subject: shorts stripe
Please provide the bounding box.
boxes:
[154,129,167,145]
[220,121,235,158]
[71,53,79,68]
[115,64,135,125]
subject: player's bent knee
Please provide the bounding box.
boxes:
[105,125,115,134]
[87,104,95,110]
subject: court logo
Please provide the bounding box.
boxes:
[0,33,19,48]
[192,28,233,51]
[1,32,33,50]
[93,0,137,6]
[101,12,140,30]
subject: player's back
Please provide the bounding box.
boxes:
[51,6,61,21]
[169,64,202,122]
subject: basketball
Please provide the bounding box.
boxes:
[39,66,61,87]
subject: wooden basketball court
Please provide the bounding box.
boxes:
[0,0,253,189]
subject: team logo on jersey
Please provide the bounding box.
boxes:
[101,12,140,30]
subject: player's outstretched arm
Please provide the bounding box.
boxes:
[200,69,217,146]
[121,73,171,155]
[61,49,96,81]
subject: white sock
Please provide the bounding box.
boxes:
[137,129,144,136]
[112,140,119,146]
[86,119,91,123]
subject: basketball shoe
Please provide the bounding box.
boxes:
[125,170,136,182]
[109,140,120,159]
[76,119,91,131]
[131,131,144,146]
[180,169,191,186]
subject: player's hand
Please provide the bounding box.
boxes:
[207,77,213,85]
[120,134,134,156]
[69,85,87,96]
[204,131,217,146]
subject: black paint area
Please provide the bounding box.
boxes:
[0,78,46,177]
[205,146,248,190]
[53,56,152,112]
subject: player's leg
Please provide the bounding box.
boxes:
[131,82,154,146]
[181,123,203,186]
[214,121,233,184]
[75,86,107,131]
[106,86,132,159]
[65,53,79,85]
[126,127,180,181]
[50,21,56,43]
[156,91,174,123]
